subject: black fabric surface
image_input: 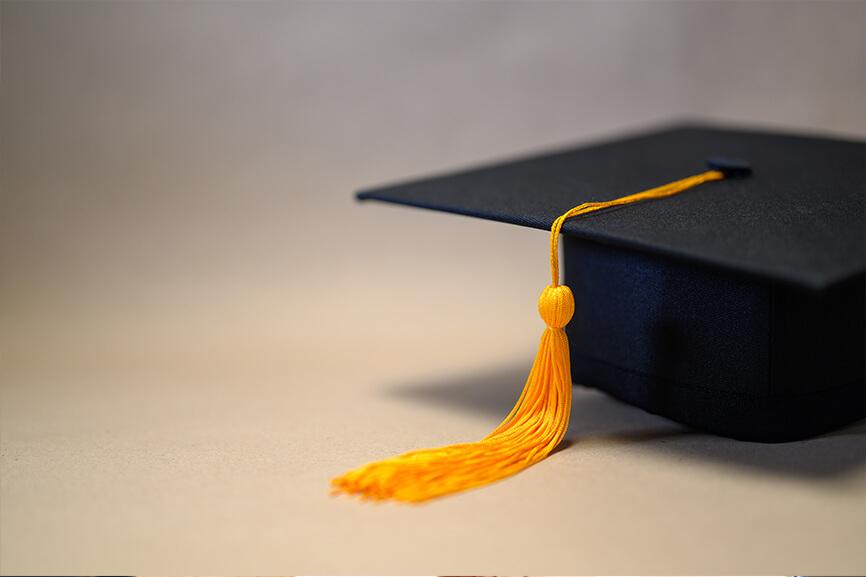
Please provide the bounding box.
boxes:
[563,235,865,442]
[358,124,865,290]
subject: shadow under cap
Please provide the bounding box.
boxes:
[383,364,866,479]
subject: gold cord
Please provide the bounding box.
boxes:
[332,169,726,503]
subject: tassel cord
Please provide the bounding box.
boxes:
[549,170,724,285]
[332,169,725,503]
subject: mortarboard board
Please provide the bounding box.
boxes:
[333,124,865,503]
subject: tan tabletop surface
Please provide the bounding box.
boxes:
[2,2,865,574]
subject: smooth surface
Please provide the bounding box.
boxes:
[2,1,865,574]
[359,125,866,289]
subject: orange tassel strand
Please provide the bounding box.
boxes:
[332,169,725,503]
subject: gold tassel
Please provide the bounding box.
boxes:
[332,169,725,503]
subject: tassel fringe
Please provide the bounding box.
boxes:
[331,285,574,503]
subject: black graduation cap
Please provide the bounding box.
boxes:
[356,124,865,444]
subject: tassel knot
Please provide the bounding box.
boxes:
[538,284,574,328]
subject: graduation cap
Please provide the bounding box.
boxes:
[332,124,865,503]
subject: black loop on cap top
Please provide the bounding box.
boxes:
[706,155,752,177]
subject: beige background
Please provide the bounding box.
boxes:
[1,1,865,574]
